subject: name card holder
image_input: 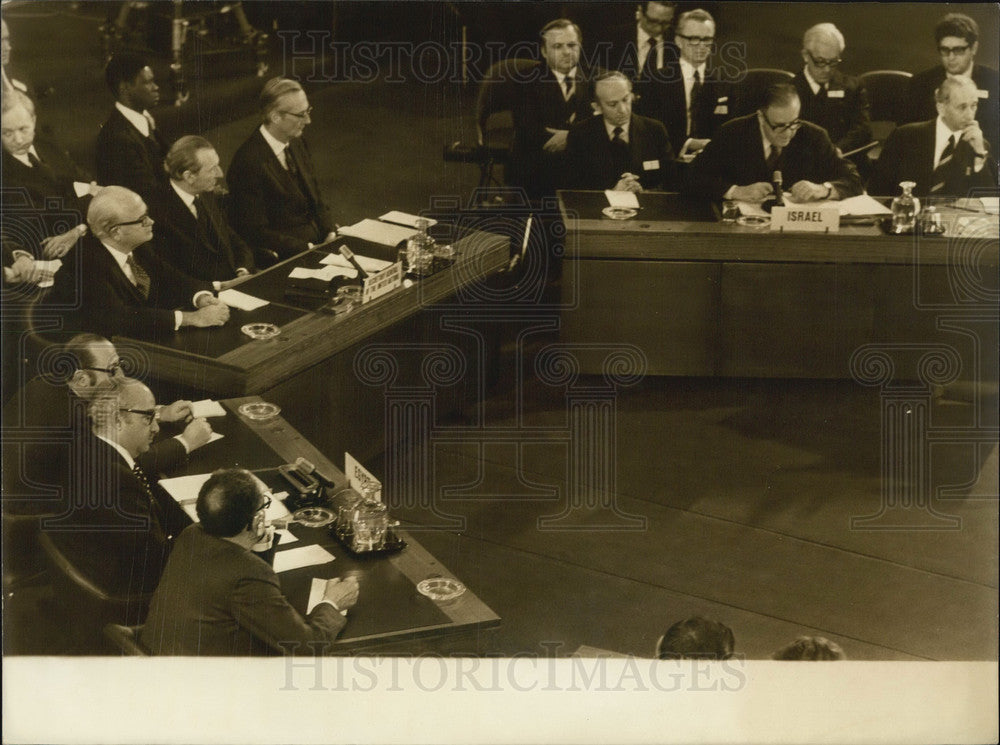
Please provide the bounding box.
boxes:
[361,261,403,304]
[770,206,840,233]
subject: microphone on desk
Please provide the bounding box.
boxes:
[339,245,369,280]
[772,171,785,207]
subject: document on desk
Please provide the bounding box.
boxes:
[338,218,417,246]
[218,289,269,311]
[160,471,289,523]
[273,544,335,574]
[288,265,356,282]
[320,251,393,273]
[604,190,640,209]
[189,399,226,418]
[379,211,438,229]
[307,577,348,615]
[829,194,891,217]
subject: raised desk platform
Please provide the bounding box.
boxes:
[558,191,999,380]
[158,396,500,652]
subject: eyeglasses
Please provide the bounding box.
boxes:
[641,11,674,27]
[676,34,714,45]
[939,44,970,56]
[280,106,313,119]
[82,360,123,376]
[760,110,803,133]
[805,50,841,68]
[111,212,152,229]
[256,494,273,513]
[119,407,159,425]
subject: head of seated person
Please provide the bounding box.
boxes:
[772,635,846,660]
[656,615,735,660]
[88,377,160,459]
[259,77,312,145]
[933,13,979,77]
[196,468,270,548]
[164,135,224,197]
[56,332,122,392]
[1,89,35,160]
[88,185,154,253]
[105,53,159,112]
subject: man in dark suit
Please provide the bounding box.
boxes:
[149,135,256,285]
[46,185,230,340]
[792,24,872,161]
[508,18,593,201]
[94,54,169,200]
[604,2,677,118]
[2,333,215,515]
[1,17,30,97]
[685,82,863,202]
[228,77,336,264]
[905,13,999,147]
[2,90,95,263]
[43,378,177,597]
[567,71,677,191]
[870,77,997,197]
[141,468,360,655]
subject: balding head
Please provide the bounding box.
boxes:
[87,186,154,251]
[89,377,159,457]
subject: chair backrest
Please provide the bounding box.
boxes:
[476,58,541,148]
[859,70,913,124]
[730,68,795,117]
[104,623,150,656]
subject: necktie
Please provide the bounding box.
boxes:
[641,37,657,79]
[27,150,42,168]
[143,112,157,139]
[689,70,703,136]
[931,135,957,193]
[132,462,168,539]
[194,195,217,245]
[132,462,154,500]
[939,134,956,166]
[816,84,828,101]
[563,75,574,101]
[126,254,150,299]
[766,145,782,172]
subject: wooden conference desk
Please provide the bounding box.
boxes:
[158,396,500,652]
[115,227,509,396]
[557,191,999,379]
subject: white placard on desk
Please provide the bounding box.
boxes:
[604,190,640,209]
[338,218,417,247]
[770,205,840,232]
[218,288,269,311]
[345,452,381,501]
[361,262,403,304]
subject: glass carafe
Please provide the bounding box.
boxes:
[891,181,920,234]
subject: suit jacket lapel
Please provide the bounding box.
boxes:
[99,240,146,304]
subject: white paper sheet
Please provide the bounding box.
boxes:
[288,265,355,282]
[338,218,417,246]
[189,399,226,418]
[73,181,91,198]
[34,258,62,288]
[320,251,393,273]
[218,289,269,311]
[378,211,438,229]
[829,194,892,216]
[273,544,335,574]
[604,190,640,209]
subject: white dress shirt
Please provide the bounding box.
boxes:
[603,119,631,143]
[10,144,40,168]
[115,101,153,138]
[259,124,290,169]
[636,26,663,75]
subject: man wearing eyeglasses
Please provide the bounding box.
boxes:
[792,24,872,163]
[43,378,178,599]
[142,468,359,655]
[228,77,336,264]
[905,13,998,148]
[46,185,230,340]
[605,2,675,86]
[685,82,863,203]
[3,333,217,515]
[636,8,732,161]
[95,54,169,201]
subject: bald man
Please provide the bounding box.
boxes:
[870,76,997,196]
[46,185,229,339]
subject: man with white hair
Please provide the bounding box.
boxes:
[791,23,872,159]
[869,76,996,197]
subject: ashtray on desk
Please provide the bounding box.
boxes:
[241,322,280,340]
[290,506,336,528]
[238,401,281,421]
[416,577,466,602]
[602,206,638,220]
[736,214,771,228]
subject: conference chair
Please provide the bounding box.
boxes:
[443,58,541,189]
[103,623,150,656]
[859,70,913,163]
[730,68,795,118]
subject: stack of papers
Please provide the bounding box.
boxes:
[379,211,438,229]
[321,251,393,274]
[189,399,226,418]
[289,265,356,282]
[338,219,417,247]
[218,289,269,311]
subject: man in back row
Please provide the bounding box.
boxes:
[684,82,863,203]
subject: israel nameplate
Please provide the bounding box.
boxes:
[361,261,403,304]
[770,206,840,232]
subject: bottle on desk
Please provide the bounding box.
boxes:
[891,181,920,234]
[402,218,434,276]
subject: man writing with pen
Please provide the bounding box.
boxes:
[566,70,679,192]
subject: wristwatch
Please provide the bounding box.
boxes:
[823,182,833,199]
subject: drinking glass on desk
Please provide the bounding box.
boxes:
[720,200,740,223]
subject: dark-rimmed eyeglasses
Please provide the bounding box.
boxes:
[641,9,674,27]
[760,110,803,133]
[280,106,313,119]
[938,44,970,56]
[111,212,153,230]
[256,495,273,513]
[676,34,714,45]
[82,360,123,376]
[805,50,841,68]
[119,407,159,424]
